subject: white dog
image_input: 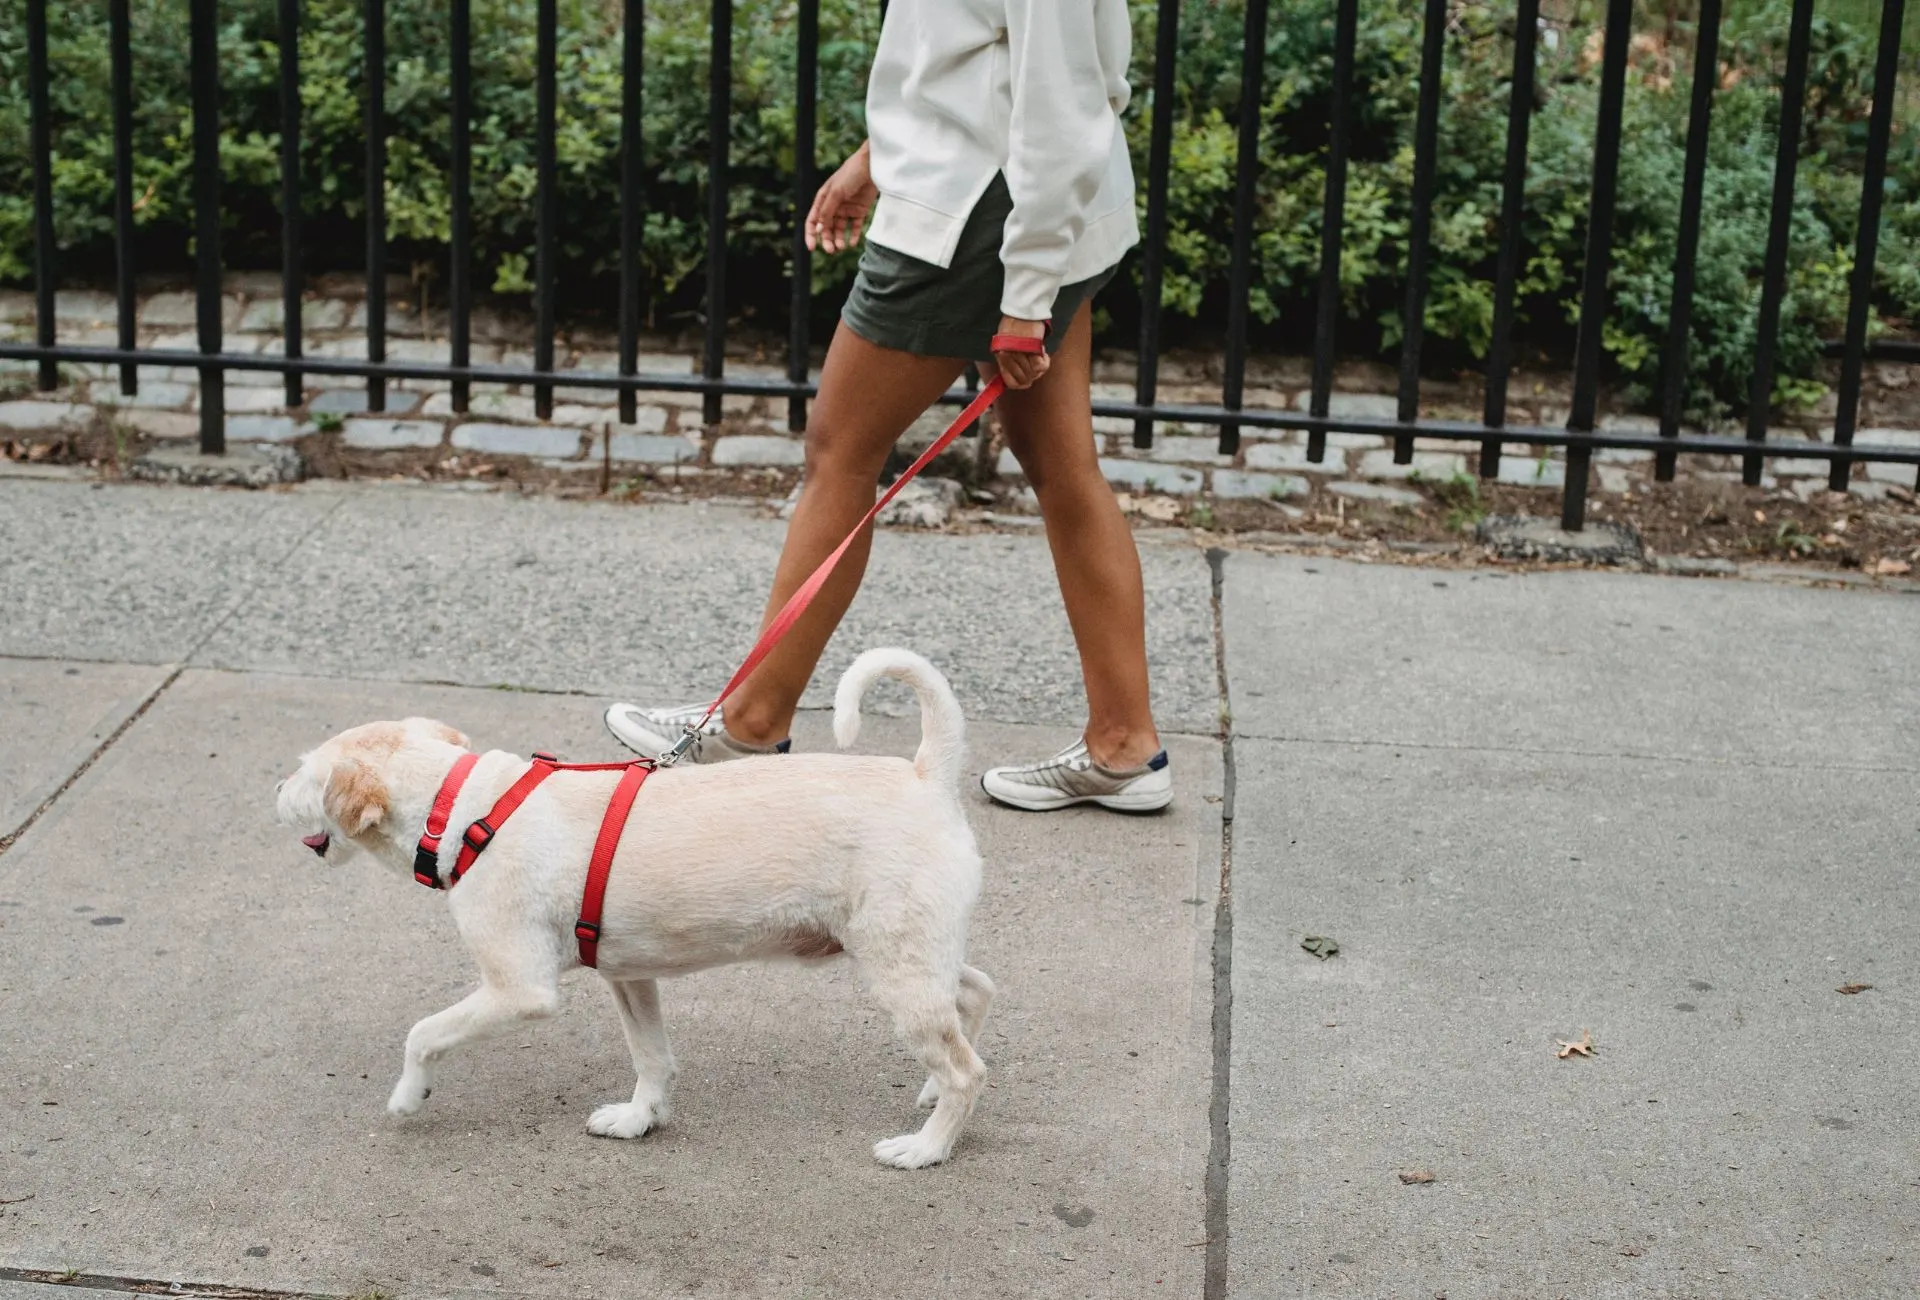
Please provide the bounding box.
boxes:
[275,648,992,1169]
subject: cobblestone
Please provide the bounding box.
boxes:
[607,431,700,464]
[1244,442,1347,474]
[1136,435,1231,465]
[0,400,95,431]
[421,391,534,421]
[712,434,806,467]
[90,380,192,409]
[450,422,585,458]
[226,415,302,442]
[343,418,445,450]
[113,409,200,440]
[221,387,290,413]
[1328,481,1422,506]
[311,389,422,416]
[1358,449,1468,480]
[1212,470,1309,500]
[1494,456,1567,488]
[1297,391,1400,420]
[1099,458,1202,495]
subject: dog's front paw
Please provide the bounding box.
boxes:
[873,1132,949,1170]
[587,1100,665,1140]
[387,1077,430,1117]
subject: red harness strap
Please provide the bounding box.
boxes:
[413,753,654,966]
[575,762,652,968]
[413,752,480,887]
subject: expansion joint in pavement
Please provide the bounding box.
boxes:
[0,1265,322,1299]
[0,664,183,859]
[1203,547,1236,1300]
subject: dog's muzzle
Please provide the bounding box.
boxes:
[301,831,331,857]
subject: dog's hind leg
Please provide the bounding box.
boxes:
[916,963,994,1109]
[869,969,986,1169]
[388,981,559,1117]
[588,978,677,1139]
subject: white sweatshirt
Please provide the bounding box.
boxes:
[864,0,1139,321]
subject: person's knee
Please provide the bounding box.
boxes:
[804,419,890,484]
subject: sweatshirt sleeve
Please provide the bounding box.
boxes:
[998,0,1120,321]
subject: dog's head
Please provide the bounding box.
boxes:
[275,718,470,871]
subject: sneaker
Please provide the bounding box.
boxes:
[980,740,1172,812]
[603,701,790,764]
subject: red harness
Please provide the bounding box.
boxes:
[413,752,653,969]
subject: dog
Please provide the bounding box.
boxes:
[274,648,992,1169]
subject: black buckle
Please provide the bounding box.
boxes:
[461,819,495,855]
[413,841,442,889]
[574,920,600,942]
[532,751,558,764]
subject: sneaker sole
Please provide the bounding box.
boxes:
[980,780,1173,814]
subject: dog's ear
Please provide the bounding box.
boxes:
[324,758,390,836]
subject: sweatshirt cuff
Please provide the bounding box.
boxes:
[999,263,1065,324]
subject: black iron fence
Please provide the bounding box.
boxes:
[4,0,1917,531]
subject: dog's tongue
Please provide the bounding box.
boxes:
[301,832,331,855]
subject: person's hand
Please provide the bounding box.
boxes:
[805,141,877,254]
[992,315,1050,390]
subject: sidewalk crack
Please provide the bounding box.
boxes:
[1203,546,1235,1300]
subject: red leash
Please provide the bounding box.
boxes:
[663,365,1024,763]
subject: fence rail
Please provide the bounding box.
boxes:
[3,0,1915,531]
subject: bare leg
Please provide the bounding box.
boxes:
[588,977,677,1139]
[388,981,559,1116]
[991,302,1162,769]
[724,324,968,746]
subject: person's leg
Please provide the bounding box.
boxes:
[991,302,1161,771]
[721,324,968,746]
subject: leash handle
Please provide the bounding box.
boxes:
[664,375,1008,762]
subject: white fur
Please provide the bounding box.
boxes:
[274,654,992,1169]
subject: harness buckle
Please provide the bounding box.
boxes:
[412,842,443,889]
[659,726,700,768]
[462,818,496,855]
[574,920,601,942]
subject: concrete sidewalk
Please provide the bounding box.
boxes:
[1,476,1915,1300]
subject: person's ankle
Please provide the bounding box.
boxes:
[723,703,790,750]
[1085,728,1162,772]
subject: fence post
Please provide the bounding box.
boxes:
[27,0,58,393]
[1133,0,1181,452]
[702,0,733,428]
[190,0,225,453]
[1563,0,1635,532]
[1220,0,1270,457]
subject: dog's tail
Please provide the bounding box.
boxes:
[832,648,965,787]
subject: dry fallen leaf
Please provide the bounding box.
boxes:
[1836,983,1873,995]
[1398,1170,1436,1185]
[1556,1029,1595,1058]
[1871,558,1911,576]
[1300,935,1340,961]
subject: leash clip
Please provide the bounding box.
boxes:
[659,726,700,769]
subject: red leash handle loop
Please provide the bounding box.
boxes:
[989,316,1051,357]
[988,332,1045,355]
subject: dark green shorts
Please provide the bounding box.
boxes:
[841,173,1117,363]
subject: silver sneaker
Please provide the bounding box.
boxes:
[980,740,1172,812]
[603,701,789,764]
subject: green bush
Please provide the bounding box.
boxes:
[0,0,1915,421]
